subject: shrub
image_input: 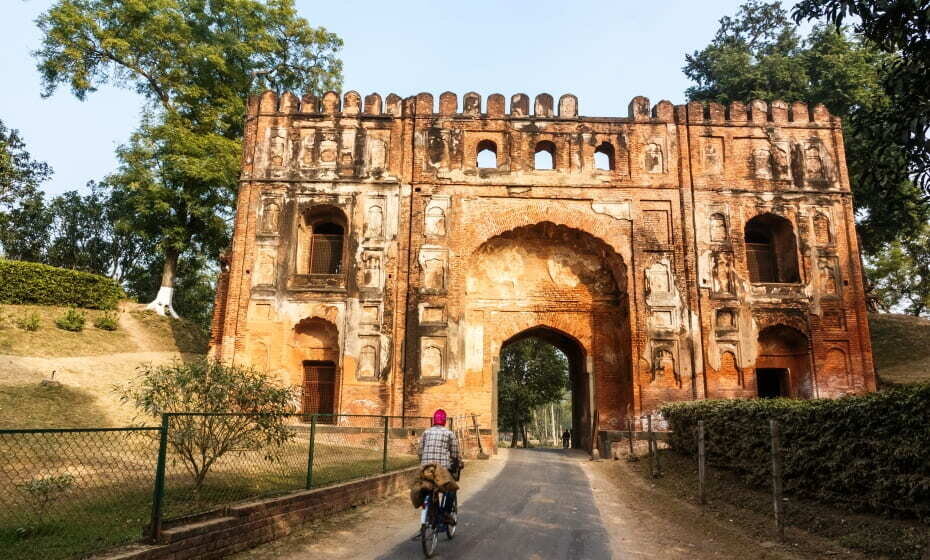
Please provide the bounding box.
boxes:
[0,259,124,309]
[19,474,75,524]
[661,385,930,519]
[93,312,118,331]
[55,308,86,332]
[15,312,41,331]
[118,360,298,489]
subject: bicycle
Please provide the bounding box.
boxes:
[420,488,457,558]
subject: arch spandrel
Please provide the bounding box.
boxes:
[464,222,626,303]
[457,205,633,263]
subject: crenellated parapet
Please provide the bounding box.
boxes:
[249,89,836,126]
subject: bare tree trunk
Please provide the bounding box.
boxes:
[521,423,530,448]
[550,404,558,447]
[510,418,520,448]
[147,248,180,318]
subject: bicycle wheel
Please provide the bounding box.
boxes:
[421,520,439,557]
[445,493,458,539]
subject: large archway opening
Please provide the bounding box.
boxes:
[498,327,588,449]
[465,221,632,453]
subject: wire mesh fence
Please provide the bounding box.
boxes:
[0,413,432,559]
[0,427,160,560]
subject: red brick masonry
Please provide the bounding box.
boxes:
[98,467,419,560]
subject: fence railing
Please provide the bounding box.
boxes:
[449,414,486,457]
[0,413,431,560]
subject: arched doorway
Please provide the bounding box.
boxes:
[464,222,632,452]
[755,325,813,399]
[498,326,589,449]
[292,317,340,421]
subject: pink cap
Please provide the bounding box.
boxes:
[432,409,447,426]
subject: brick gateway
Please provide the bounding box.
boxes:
[209,90,876,452]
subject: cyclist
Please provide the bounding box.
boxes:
[416,409,461,528]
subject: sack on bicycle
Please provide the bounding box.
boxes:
[409,463,458,508]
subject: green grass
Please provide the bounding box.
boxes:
[0,486,152,560]
[0,304,208,357]
[128,310,208,354]
[0,384,112,429]
[869,313,930,385]
[0,430,418,560]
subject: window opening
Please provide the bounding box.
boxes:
[744,214,799,283]
[310,222,344,275]
[534,141,556,170]
[477,139,498,169]
[594,142,615,171]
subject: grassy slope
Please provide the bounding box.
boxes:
[0,305,207,356]
[868,313,930,385]
[0,304,207,428]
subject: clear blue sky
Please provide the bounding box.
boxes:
[1,0,782,196]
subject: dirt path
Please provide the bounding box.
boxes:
[116,304,162,352]
[234,449,824,560]
[583,456,813,560]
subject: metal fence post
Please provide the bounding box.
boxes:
[648,415,657,478]
[382,415,389,473]
[698,420,706,505]
[149,413,169,542]
[770,419,785,540]
[626,417,637,462]
[305,415,317,489]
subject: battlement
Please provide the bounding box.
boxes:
[249,90,837,125]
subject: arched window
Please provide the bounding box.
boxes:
[594,142,615,171]
[744,214,799,283]
[310,221,344,275]
[477,139,497,169]
[534,140,556,170]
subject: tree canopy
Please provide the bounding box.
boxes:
[497,337,569,447]
[793,0,930,196]
[0,120,52,212]
[683,0,929,255]
[34,0,343,316]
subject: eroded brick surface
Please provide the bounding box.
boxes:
[210,91,876,450]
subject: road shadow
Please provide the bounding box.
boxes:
[376,448,612,559]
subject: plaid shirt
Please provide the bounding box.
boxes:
[419,425,460,468]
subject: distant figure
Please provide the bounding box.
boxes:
[561,429,571,449]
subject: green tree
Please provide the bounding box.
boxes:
[0,119,52,211]
[35,0,343,317]
[683,1,928,255]
[497,338,569,448]
[119,359,298,489]
[866,225,930,317]
[0,191,54,262]
[45,182,154,281]
[793,0,930,195]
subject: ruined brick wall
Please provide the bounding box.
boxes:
[210,89,876,449]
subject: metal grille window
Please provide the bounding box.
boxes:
[310,222,344,275]
[303,361,337,422]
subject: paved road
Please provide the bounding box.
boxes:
[240,448,818,560]
[376,448,611,559]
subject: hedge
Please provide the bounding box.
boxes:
[0,259,124,310]
[661,385,930,519]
